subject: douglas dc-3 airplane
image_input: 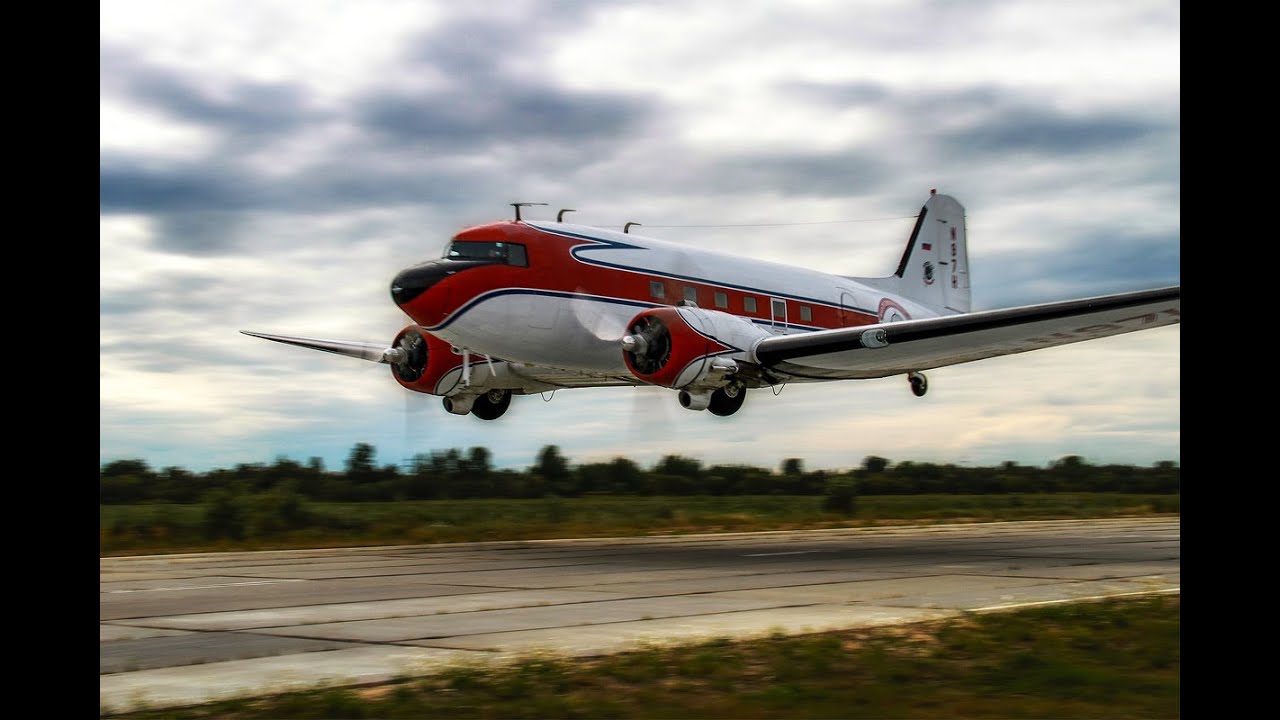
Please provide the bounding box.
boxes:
[243,191,1181,420]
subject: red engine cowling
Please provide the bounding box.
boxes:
[388,325,472,396]
[622,306,771,388]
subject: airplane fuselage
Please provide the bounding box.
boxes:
[392,220,940,375]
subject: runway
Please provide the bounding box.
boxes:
[100,517,1179,712]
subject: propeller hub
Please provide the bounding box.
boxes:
[623,314,672,376]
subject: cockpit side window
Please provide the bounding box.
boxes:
[443,241,528,267]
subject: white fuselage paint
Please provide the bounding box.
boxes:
[429,221,941,374]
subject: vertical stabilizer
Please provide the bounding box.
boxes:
[882,192,971,314]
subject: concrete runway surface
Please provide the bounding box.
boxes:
[100,517,1179,712]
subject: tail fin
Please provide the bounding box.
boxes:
[867,191,971,314]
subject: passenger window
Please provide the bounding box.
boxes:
[650,281,665,299]
[744,296,757,313]
[714,291,728,309]
[800,306,812,322]
[683,286,697,304]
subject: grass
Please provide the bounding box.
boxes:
[100,493,1179,555]
[106,593,1179,718]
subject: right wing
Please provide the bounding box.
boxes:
[751,286,1180,380]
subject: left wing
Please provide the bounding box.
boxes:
[751,286,1180,380]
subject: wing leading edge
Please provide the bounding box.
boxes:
[751,286,1180,380]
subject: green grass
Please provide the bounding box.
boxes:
[100,493,1178,556]
[108,593,1179,719]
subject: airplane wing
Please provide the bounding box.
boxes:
[751,286,1180,380]
[240,331,395,363]
[241,330,642,392]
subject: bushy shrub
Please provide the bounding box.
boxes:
[822,479,858,515]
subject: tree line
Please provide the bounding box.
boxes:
[100,444,1180,505]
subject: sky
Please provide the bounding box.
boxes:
[100,0,1180,474]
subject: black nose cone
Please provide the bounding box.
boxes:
[391,259,502,306]
[390,260,453,306]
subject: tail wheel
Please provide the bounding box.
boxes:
[471,389,512,420]
[708,383,747,416]
[908,372,928,397]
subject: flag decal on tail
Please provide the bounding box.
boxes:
[921,242,932,250]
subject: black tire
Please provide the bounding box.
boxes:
[708,384,747,416]
[471,389,512,420]
[909,374,928,397]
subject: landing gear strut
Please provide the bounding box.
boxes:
[908,372,928,397]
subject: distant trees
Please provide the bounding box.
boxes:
[822,478,858,515]
[99,445,1180,505]
[535,445,572,494]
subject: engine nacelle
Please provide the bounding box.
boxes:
[621,306,771,389]
[388,326,484,397]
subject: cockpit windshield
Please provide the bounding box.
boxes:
[443,241,528,267]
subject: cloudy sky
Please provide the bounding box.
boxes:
[101,0,1180,474]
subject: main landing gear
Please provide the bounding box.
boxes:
[443,389,512,420]
[708,383,747,416]
[908,372,928,397]
[471,389,512,420]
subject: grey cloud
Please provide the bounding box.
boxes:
[100,12,660,233]
[101,46,321,139]
[975,231,1180,308]
[102,337,273,375]
[100,156,258,214]
[782,80,1171,158]
[100,153,492,251]
[358,88,646,148]
[152,212,248,255]
[1046,232,1180,286]
[942,110,1158,155]
[100,272,223,316]
[360,12,657,152]
[704,152,890,198]
[782,80,894,107]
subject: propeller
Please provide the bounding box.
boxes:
[387,329,429,382]
[402,381,436,463]
[568,286,628,343]
[622,313,672,376]
[628,383,676,440]
[390,328,433,453]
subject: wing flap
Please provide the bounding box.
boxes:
[751,286,1180,380]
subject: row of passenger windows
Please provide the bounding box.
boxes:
[649,281,813,322]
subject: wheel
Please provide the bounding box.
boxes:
[708,384,747,416]
[908,372,928,397]
[470,389,512,420]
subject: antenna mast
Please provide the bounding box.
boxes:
[510,202,547,221]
